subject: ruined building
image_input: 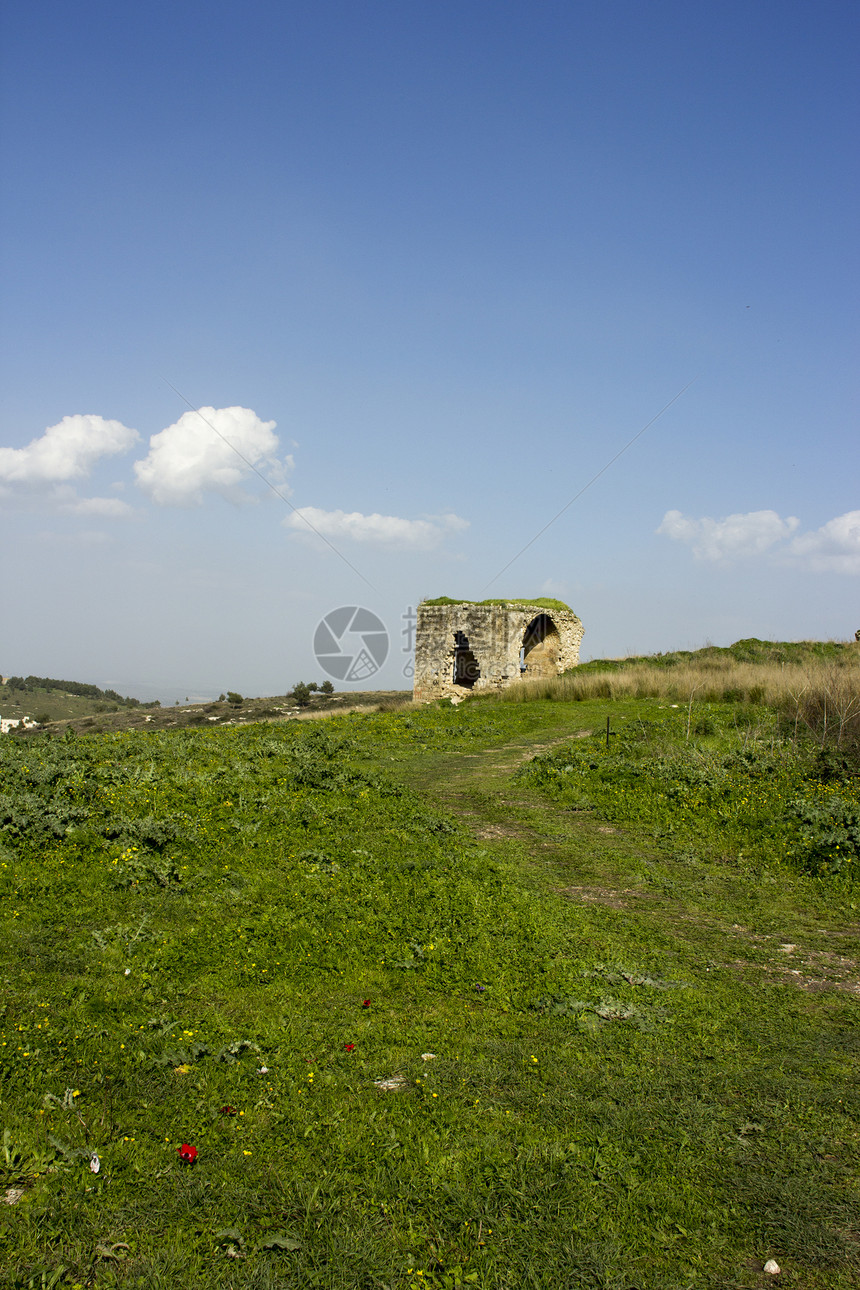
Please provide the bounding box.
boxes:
[413,599,584,704]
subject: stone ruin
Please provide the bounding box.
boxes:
[413,599,584,704]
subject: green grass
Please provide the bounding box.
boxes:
[1,699,858,1288]
[419,598,573,613]
[574,638,857,673]
[516,704,860,884]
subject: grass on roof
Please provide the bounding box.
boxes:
[420,596,573,613]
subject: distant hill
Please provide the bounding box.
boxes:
[2,681,412,736]
[0,675,159,727]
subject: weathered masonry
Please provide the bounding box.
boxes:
[413,600,584,704]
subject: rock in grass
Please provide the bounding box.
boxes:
[763,1259,780,1275]
[374,1076,407,1091]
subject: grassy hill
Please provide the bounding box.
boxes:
[575,636,856,671]
[0,676,156,726]
[1,678,412,735]
[1,643,858,1286]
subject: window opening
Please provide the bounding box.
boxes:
[521,614,560,676]
[453,631,480,688]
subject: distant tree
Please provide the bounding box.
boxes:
[226,691,243,706]
[319,680,334,696]
[308,682,319,692]
[218,694,226,702]
[291,682,312,707]
[34,712,52,726]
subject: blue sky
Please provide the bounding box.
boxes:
[1,0,857,700]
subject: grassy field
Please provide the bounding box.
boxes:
[1,661,858,1288]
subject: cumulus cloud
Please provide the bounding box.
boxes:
[286,507,469,550]
[788,510,860,574]
[657,509,800,561]
[0,415,138,485]
[134,406,287,506]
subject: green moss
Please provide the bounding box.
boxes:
[421,596,573,612]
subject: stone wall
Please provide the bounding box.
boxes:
[413,601,584,703]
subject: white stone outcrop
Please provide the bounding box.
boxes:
[0,717,38,734]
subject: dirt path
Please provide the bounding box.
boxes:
[395,733,860,1000]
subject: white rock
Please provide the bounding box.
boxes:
[374,1075,407,1091]
[89,1153,101,1174]
[421,1053,436,1061]
[763,1259,780,1275]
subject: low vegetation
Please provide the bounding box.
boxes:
[4,688,411,739]
[1,643,858,1287]
[497,638,860,753]
[420,597,572,612]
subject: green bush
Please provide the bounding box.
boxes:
[789,795,860,878]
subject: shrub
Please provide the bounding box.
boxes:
[292,682,312,707]
[320,680,334,695]
[789,795,860,878]
[783,666,860,760]
[226,692,243,706]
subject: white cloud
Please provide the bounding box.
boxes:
[788,510,860,574]
[285,507,469,550]
[0,415,138,484]
[657,509,800,561]
[65,496,133,518]
[134,406,287,506]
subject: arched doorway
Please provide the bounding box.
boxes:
[521,614,560,676]
[453,631,480,688]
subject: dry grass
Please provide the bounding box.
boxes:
[495,652,860,751]
[501,656,852,704]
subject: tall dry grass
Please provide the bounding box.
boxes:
[495,653,860,751]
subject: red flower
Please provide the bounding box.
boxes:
[362,999,371,1009]
[219,1105,236,1116]
[344,1043,355,1052]
[177,1143,197,1164]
